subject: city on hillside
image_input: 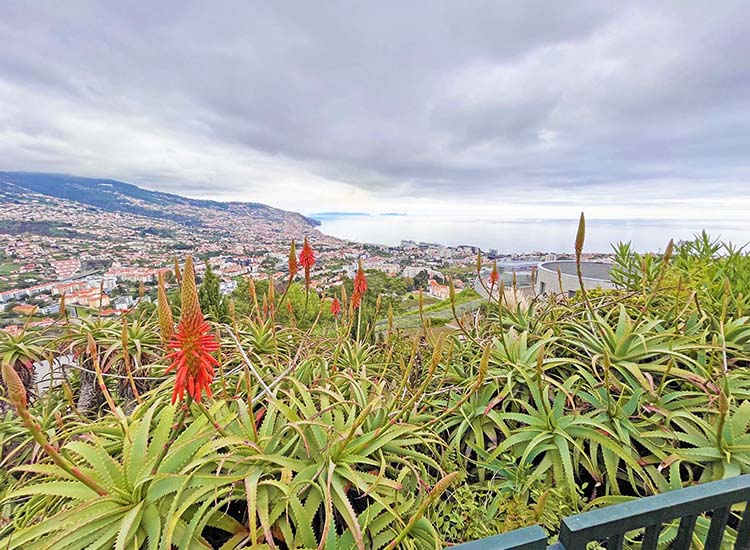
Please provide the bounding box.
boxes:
[0,188,612,334]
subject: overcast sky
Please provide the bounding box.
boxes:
[1,1,749,219]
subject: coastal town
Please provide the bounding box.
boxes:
[0,184,614,333]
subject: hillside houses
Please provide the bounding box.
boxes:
[427,278,463,300]
[67,289,110,308]
[51,258,81,280]
[105,266,169,283]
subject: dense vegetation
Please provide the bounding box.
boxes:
[0,225,749,549]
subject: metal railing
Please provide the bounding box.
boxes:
[448,475,750,550]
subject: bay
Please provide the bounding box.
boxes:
[316,215,750,253]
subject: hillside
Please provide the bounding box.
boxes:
[0,172,337,291]
[0,172,320,229]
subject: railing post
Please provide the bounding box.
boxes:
[558,476,750,549]
[447,476,750,550]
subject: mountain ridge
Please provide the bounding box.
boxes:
[0,171,320,229]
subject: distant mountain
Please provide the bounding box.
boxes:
[0,172,320,229]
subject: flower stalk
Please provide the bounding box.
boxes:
[165,256,219,403]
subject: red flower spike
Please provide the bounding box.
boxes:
[164,255,218,404]
[299,237,315,268]
[165,312,219,403]
[351,291,362,310]
[299,237,315,271]
[353,260,367,295]
[330,297,342,316]
[299,237,315,287]
[489,260,499,287]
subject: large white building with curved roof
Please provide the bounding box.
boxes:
[535,260,615,296]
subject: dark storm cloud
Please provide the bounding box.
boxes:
[0,1,749,206]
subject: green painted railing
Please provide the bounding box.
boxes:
[447,475,750,550]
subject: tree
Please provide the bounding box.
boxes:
[343,271,410,315]
[412,270,429,291]
[199,262,229,323]
[134,299,156,316]
[230,277,269,319]
[260,255,278,274]
[276,283,329,327]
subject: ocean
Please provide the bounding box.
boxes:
[315,215,750,253]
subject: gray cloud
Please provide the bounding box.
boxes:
[0,1,749,211]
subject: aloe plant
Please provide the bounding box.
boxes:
[3,401,241,549]
[0,330,49,406]
[0,234,748,548]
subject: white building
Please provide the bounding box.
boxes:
[219,280,238,295]
[402,266,443,279]
[535,261,615,296]
[113,296,135,310]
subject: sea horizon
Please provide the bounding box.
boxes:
[313,213,750,254]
